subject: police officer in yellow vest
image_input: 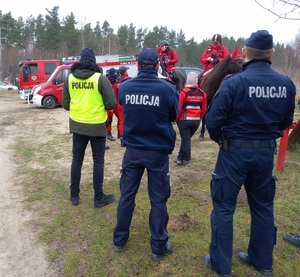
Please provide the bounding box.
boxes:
[63,48,116,208]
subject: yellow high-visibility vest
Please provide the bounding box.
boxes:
[68,72,107,124]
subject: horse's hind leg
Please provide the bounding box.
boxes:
[199,117,206,140]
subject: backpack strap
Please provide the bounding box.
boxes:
[182,87,191,93]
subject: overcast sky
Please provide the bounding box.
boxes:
[1,0,299,45]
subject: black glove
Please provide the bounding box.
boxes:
[212,58,219,65]
[277,131,284,138]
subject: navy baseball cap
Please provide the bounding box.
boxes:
[138,48,159,66]
[119,66,129,75]
[246,30,274,50]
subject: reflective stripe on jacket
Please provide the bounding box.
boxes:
[68,72,107,124]
[177,86,207,121]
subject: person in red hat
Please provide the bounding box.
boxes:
[200,34,229,72]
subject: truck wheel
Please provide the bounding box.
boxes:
[43,96,57,109]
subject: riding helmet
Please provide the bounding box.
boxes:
[212,34,222,43]
[160,40,169,46]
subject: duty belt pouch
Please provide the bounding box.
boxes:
[219,134,228,152]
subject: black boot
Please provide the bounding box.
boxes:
[94,194,115,208]
[107,131,115,141]
[120,137,125,147]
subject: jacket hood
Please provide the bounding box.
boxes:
[72,69,98,79]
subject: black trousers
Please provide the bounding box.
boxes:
[70,133,106,201]
[176,120,200,161]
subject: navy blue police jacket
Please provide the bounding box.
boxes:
[118,68,179,152]
[206,59,296,143]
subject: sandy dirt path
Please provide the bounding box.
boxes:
[0,93,57,277]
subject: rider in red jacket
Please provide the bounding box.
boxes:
[200,34,229,72]
[157,40,178,75]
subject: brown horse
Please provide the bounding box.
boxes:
[199,47,244,140]
[159,61,186,92]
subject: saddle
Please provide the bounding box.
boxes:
[198,69,213,92]
[169,71,179,84]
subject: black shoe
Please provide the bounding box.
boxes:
[94,194,115,208]
[107,132,115,141]
[120,138,125,147]
[202,255,232,277]
[114,244,125,252]
[283,234,300,247]
[182,160,191,166]
[70,196,79,206]
[173,157,183,165]
[151,239,172,262]
[237,252,273,276]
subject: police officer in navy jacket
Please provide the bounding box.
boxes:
[113,48,178,262]
[203,30,296,277]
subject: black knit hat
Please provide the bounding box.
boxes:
[80,48,96,63]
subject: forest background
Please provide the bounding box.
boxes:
[0,6,300,87]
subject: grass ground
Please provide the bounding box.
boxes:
[11,103,300,277]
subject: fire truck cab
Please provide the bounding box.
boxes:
[32,55,138,109]
[18,59,60,101]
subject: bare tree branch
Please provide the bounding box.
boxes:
[255,0,300,21]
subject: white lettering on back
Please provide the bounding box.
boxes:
[125,94,160,106]
[248,86,287,98]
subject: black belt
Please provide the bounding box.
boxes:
[228,139,274,148]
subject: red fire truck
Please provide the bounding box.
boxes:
[32,55,138,109]
[18,59,61,101]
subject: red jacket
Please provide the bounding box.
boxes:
[176,86,207,121]
[157,45,178,73]
[113,74,130,101]
[200,44,229,72]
